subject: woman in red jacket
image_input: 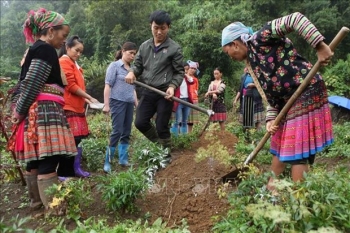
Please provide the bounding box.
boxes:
[59,35,99,178]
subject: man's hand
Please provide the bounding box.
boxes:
[125,72,136,84]
[165,86,175,100]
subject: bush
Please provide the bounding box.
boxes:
[213,165,350,232]
[98,168,147,213]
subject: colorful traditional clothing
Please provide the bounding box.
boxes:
[60,55,89,139]
[238,73,265,128]
[10,40,76,163]
[226,12,333,162]
[23,8,69,44]
[208,81,227,122]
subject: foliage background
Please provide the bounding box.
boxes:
[1,0,350,104]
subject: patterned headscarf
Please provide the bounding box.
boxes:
[187,60,200,76]
[23,8,69,44]
[221,22,254,47]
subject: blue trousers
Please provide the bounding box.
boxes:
[175,98,191,127]
[109,99,134,146]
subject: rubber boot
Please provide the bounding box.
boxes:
[103,146,116,173]
[74,147,90,177]
[180,125,188,134]
[170,123,179,137]
[25,174,43,210]
[158,138,172,166]
[118,144,129,166]
[143,126,159,143]
[37,173,58,210]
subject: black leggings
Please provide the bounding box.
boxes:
[26,155,61,175]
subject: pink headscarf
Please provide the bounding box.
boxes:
[187,60,200,75]
[23,8,69,44]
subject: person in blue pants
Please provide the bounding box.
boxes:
[102,42,138,173]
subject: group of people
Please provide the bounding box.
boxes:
[9,7,334,215]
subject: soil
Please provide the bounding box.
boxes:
[0,130,238,232]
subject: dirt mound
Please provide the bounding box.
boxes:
[135,130,238,232]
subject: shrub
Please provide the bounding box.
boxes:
[213,165,350,232]
[98,168,147,213]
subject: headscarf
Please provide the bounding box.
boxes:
[187,60,200,76]
[23,8,69,44]
[221,22,254,47]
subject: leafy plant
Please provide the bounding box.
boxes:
[320,121,350,158]
[132,139,171,185]
[0,215,36,233]
[80,137,106,172]
[98,168,147,213]
[195,124,232,167]
[213,165,350,232]
[46,179,93,220]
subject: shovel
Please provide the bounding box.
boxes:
[222,26,350,183]
[134,80,214,118]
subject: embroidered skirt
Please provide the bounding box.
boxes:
[65,110,89,139]
[210,100,227,122]
[239,96,265,127]
[9,98,77,163]
[270,80,333,162]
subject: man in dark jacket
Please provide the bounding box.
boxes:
[125,10,184,163]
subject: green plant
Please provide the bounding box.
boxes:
[171,133,198,149]
[80,137,106,172]
[46,179,93,220]
[0,215,36,233]
[98,168,147,213]
[132,139,171,185]
[320,121,350,158]
[195,124,233,167]
[213,165,350,233]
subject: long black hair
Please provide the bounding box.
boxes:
[58,35,83,58]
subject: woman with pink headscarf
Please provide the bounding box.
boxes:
[8,8,75,214]
[171,61,194,136]
[186,60,200,133]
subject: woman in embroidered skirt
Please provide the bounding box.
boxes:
[59,35,99,178]
[233,69,265,130]
[221,12,334,184]
[9,8,76,212]
[205,67,227,131]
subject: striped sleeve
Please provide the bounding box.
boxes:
[271,12,325,48]
[266,105,278,122]
[16,59,52,115]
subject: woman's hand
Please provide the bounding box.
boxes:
[266,120,279,135]
[232,100,237,109]
[11,112,25,124]
[212,93,217,100]
[316,41,333,66]
[205,92,209,98]
[89,97,99,104]
[102,105,110,114]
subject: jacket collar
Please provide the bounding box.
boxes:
[147,36,170,50]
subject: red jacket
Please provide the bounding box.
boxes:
[172,75,194,112]
[60,55,86,114]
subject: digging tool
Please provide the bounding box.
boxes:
[222,27,350,183]
[134,80,214,118]
[198,99,214,137]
